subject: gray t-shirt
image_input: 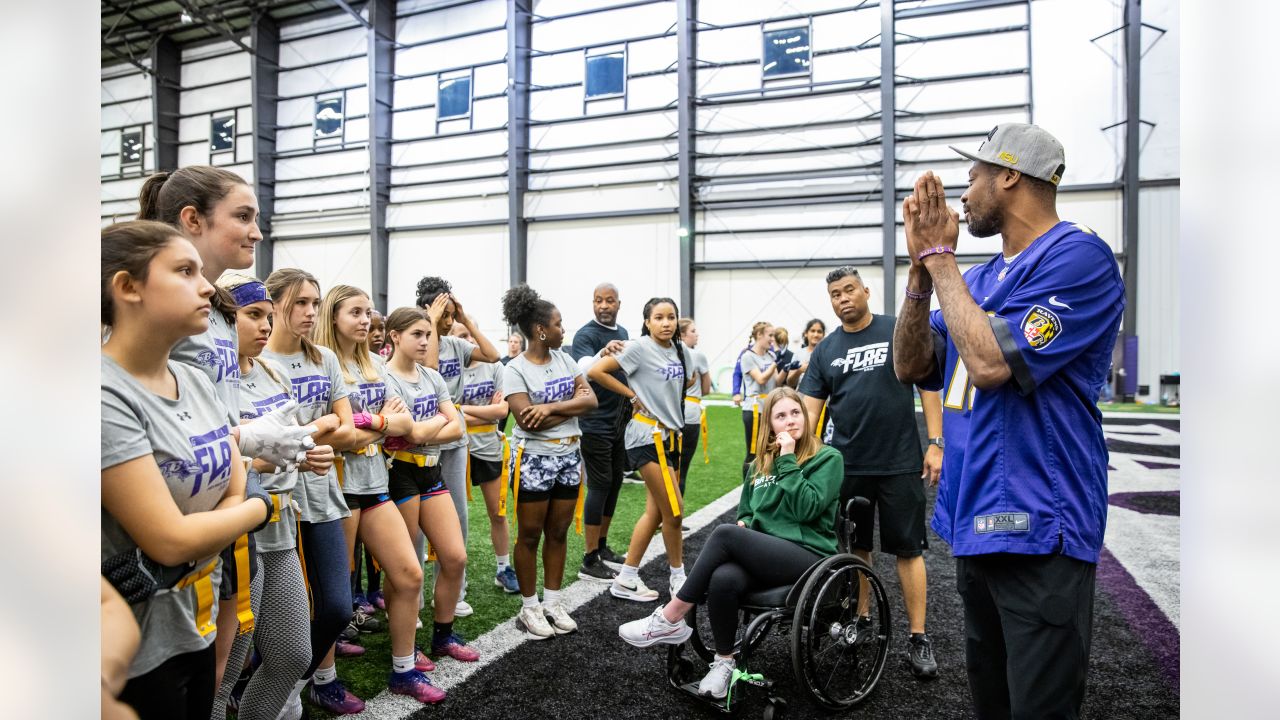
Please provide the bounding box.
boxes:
[683,348,710,426]
[502,350,583,456]
[170,310,239,426]
[614,338,686,450]
[384,363,452,458]
[340,354,392,495]
[101,355,236,678]
[435,334,475,451]
[238,357,299,552]
[460,361,505,462]
[739,350,778,410]
[260,345,351,523]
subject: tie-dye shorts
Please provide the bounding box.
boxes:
[511,448,582,500]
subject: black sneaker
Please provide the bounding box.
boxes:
[907,633,938,680]
[578,553,618,583]
[352,607,383,633]
[598,544,626,570]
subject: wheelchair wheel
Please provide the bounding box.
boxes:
[790,555,891,710]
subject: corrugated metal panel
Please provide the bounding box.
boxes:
[1136,185,1179,401]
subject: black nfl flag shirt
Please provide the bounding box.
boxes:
[798,314,922,475]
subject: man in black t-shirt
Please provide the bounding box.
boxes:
[568,283,631,581]
[798,266,944,681]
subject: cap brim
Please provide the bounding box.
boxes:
[949,145,982,163]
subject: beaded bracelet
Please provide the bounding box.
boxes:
[904,287,932,301]
[916,246,955,262]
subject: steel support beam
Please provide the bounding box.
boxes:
[507,0,533,288]
[677,0,696,316]
[151,35,181,172]
[369,0,395,312]
[880,0,896,314]
[251,13,280,278]
[1120,0,1141,400]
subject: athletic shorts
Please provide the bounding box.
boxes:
[217,533,258,600]
[469,456,504,485]
[625,442,682,479]
[843,471,928,558]
[388,460,448,502]
[342,492,393,511]
[511,449,582,503]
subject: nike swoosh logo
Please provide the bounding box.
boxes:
[1048,296,1072,309]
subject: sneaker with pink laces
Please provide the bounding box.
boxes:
[414,646,436,672]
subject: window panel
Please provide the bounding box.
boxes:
[210,114,236,153]
[314,97,345,141]
[762,26,811,78]
[438,76,472,119]
[120,128,144,166]
[585,52,625,98]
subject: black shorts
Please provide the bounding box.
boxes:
[469,456,504,485]
[217,533,258,600]
[343,492,393,511]
[626,441,682,478]
[843,471,927,557]
[388,460,448,503]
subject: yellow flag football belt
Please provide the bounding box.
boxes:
[633,414,682,518]
[685,396,709,464]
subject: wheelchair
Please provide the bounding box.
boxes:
[664,498,892,719]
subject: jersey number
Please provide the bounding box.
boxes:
[944,359,978,411]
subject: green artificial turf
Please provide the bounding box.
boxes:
[310,404,749,710]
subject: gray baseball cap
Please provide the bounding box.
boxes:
[950,123,1066,186]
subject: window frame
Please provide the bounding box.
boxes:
[119,126,145,168]
[312,94,347,147]
[436,69,474,132]
[584,49,628,101]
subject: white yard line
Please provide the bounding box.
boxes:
[350,485,745,719]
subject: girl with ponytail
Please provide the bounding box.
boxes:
[587,297,691,601]
[260,269,366,715]
[500,284,598,639]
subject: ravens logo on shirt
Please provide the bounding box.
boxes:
[1021,305,1062,349]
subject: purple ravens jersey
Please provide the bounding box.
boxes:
[923,221,1124,563]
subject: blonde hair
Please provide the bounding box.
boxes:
[264,268,322,365]
[314,284,378,384]
[751,387,822,478]
[217,270,287,388]
[773,326,789,346]
[750,321,771,341]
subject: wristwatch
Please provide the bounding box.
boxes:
[928,437,944,449]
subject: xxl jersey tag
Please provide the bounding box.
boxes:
[973,513,1030,534]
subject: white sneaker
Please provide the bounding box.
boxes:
[698,656,737,699]
[454,599,474,617]
[669,572,686,598]
[517,605,555,640]
[611,575,660,602]
[542,599,578,634]
[618,606,693,648]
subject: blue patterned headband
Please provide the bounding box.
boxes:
[229,280,270,307]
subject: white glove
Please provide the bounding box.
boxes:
[238,400,318,472]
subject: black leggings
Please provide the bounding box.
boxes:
[679,422,701,494]
[741,410,756,480]
[119,644,215,720]
[582,431,626,526]
[676,524,821,655]
[297,519,352,677]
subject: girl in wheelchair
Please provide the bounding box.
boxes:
[618,387,844,698]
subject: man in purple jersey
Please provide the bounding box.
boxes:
[892,124,1125,719]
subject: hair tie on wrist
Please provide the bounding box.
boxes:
[916,246,955,262]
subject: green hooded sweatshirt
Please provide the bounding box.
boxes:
[737,444,845,557]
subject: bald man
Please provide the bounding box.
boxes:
[568,283,631,581]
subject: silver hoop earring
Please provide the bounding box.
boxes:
[539,332,547,341]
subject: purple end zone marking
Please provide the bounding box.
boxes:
[1097,546,1179,691]
[1109,490,1180,516]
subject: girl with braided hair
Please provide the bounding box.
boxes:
[588,298,691,602]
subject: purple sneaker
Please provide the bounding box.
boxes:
[353,592,376,615]
[308,679,365,715]
[432,632,480,662]
[335,639,365,657]
[388,669,446,704]
[369,589,386,610]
